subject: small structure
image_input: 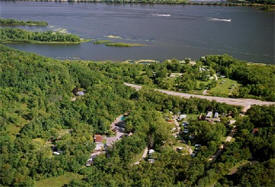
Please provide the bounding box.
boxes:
[206,111,213,119]
[148,149,155,156]
[76,91,85,96]
[72,87,85,96]
[53,151,61,156]
[94,134,104,143]
[148,159,155,164]
[178,114,187,121]
[94,134,105,151]
[214,112,219,118]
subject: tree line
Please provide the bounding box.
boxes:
[0,28,81,43]
[0,17,48,26]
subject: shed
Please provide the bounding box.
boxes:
[76,91,85,96]
[149,149,155,155]
[178,114,187,121]
[94,134,104,143]
[206,111,213,118]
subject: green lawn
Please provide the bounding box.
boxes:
[34,172,83,187]
[208,78,239,97]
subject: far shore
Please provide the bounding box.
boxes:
[3,0,274,9]
[0,38,90,45]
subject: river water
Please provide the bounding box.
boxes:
[0,1,274,63]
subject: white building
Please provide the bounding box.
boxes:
[206,111,213,118]
[178,114,187,121]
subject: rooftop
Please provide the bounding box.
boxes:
[94,134,104,143]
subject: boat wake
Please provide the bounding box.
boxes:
[209,17,232,22]
[152,14,171,17]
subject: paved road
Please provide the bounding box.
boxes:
[124,83,275,112]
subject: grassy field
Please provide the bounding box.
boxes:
[35,172,83,187]
[208,78,239,97]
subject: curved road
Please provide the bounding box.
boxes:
[124,83,275,112]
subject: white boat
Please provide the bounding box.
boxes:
[152,14,171,17]
[209,18,232,22]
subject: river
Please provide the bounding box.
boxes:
[0,1,274,63]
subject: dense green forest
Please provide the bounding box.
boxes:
[0,17,48,26]
[0,45,274,186]
[0,28,83,44]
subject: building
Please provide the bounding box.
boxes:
[206,111,213,118]
[72,87,85,96]
[53,151,61,156]
[76,91,85,96]
[94,134,105,151]
[148,149,155,156]
[178,114,187,121]
[214,112,219,118]
[94,134,104,143]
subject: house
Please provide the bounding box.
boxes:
[206,111,213,118]
[94,134,104,143]
[214,112,219,118]
[94,134,105,151]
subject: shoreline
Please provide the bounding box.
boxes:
[0,39,90,45]
[2,0,274,8]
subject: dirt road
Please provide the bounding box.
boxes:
[124,83,275,112]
